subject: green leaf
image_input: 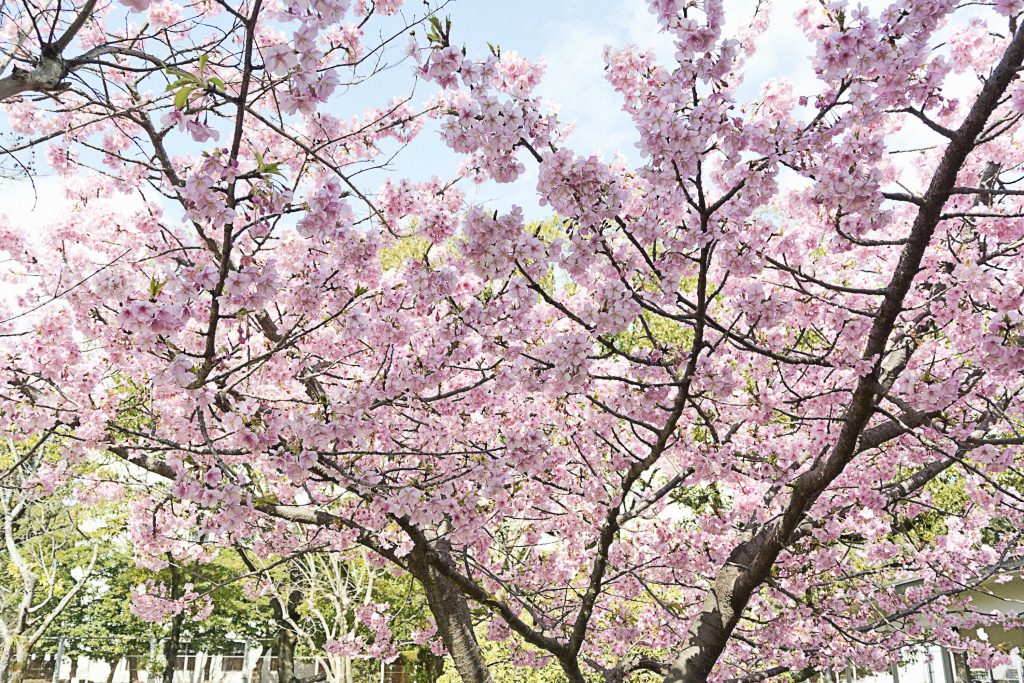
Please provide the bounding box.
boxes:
[165,78,192,91]
[263,162,285,177]
[148,277,166,298]
[173,85,194,111]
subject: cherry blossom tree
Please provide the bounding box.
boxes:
[3,0,1024,682]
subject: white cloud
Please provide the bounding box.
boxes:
[533,2,675,160]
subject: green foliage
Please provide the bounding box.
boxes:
[381,234,432,271]
[164,54,225,111]
[44,551,275,671]
[175,554,276,653]
[253,149,286,179]
[44,550,156,665]
[425,16,452,48]
[435,630,567,683]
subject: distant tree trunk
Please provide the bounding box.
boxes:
[162,563,184,683]
[953,652,973,683]
[273,565,303,683]
[162,611,185,683]
[274,605,297,683]
[68,656,78,683]
[105,659,119,683]
[128,656,138,683]
[202,655,213,683]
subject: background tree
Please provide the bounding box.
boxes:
[0,439,101,683]
[239,545,442,683]
[49,549,156,683]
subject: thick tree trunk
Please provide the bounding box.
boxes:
[275,625,296,683]
[663,23,1024,683]
[128,656,139,683]
[3,645,31,683]
[408,542,492,683]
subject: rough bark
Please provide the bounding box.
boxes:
[0,0,99,101]
[274,600,298,683]
[0,56,67,100]
[663,23,1024,683]
[0,644,32,683]
[408,542,492,683]
[0,647,12,683]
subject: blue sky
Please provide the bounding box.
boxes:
[3,0,938,227]
[392,0,820,217]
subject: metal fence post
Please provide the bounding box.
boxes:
[51,637,66,683]
[241,640,252,682]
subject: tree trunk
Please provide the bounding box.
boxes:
[106,659,119,683]
[272,567,302,683]
[162,612,184,683]
[5,645,32,683]
[270,589,299,683]
[408,542,491,683]
[128,656,138,683]
[162,561,184,683]
[0,646,13,683]
[275,623,296,683]
[69,655,78,683]
[953,652,973,683]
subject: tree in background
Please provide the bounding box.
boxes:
[49,548,273,683]
[49,549,156,683]
[237,545,442,683]
[3,1,1024,683]
[0,438,102,683]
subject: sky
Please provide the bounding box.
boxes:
[0,0,965,230]
[0,0,821,226]
[404,0,820,216]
